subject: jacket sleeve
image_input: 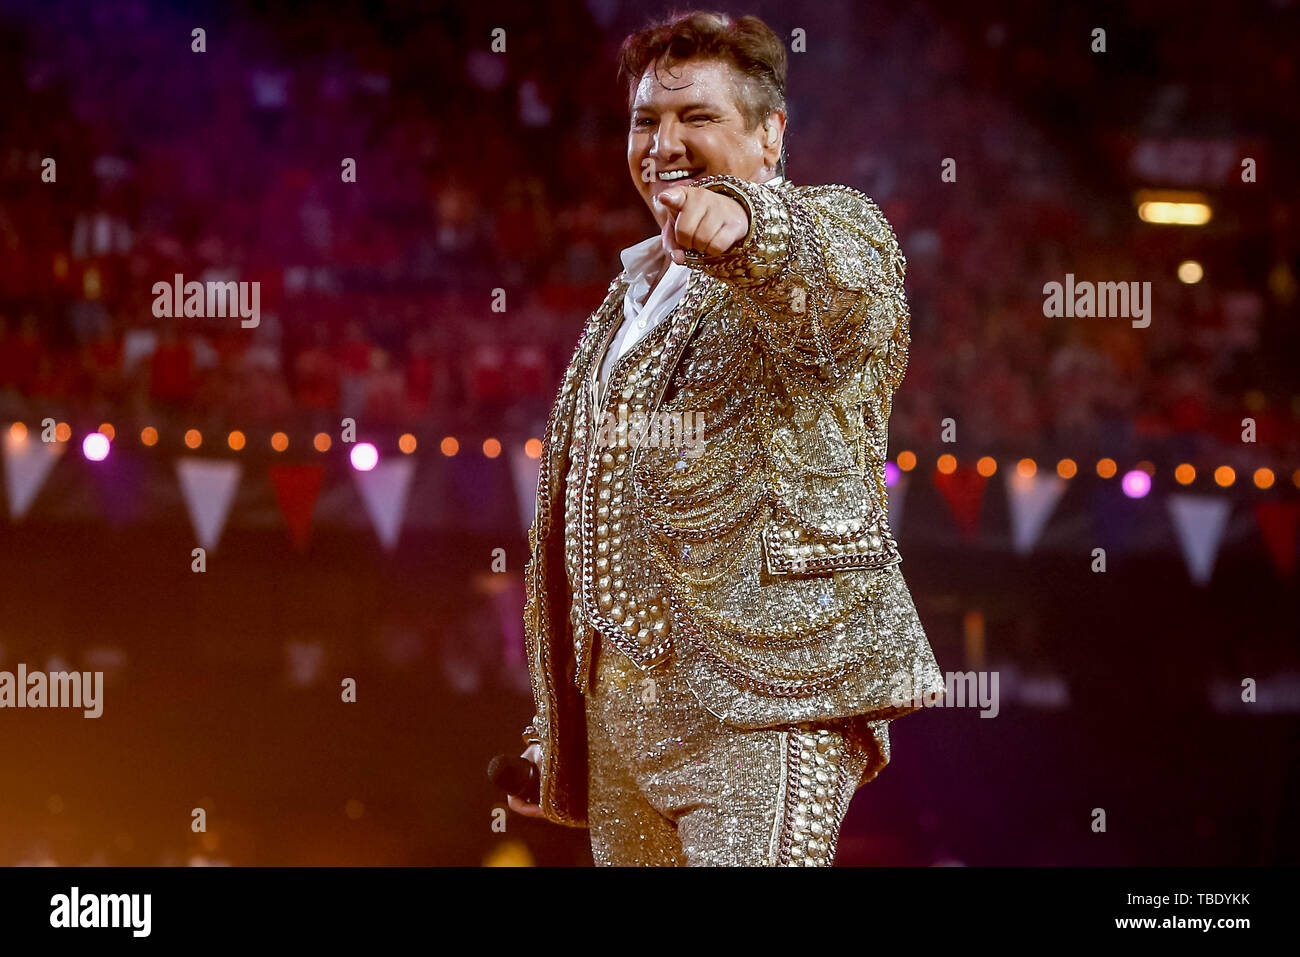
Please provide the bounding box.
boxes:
[684,174,909,390]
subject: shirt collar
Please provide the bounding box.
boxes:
[618,234,667,279]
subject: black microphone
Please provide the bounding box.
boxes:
[488,754,540,806]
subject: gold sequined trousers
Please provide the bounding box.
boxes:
[584,631,875,866]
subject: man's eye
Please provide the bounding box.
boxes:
[687,116,710,124]
[633,117,654,127]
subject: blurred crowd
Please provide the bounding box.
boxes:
[1,0,1296,467]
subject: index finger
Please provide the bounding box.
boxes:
[661,207,684,264]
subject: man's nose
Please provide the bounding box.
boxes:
[651,118,684,159]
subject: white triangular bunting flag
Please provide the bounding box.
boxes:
[1006,471,1067,554]
[1166,493,1231,585]
[352,457,415,551]
[175,459,242,551]
[3,431,67,520]
[886,471,909,536]
[509,446,542,533]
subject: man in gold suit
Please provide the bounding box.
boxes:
[507,10,946,865]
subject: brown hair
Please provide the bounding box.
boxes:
[617,11,789,173]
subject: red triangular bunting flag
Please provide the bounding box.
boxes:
[933,465,987,542]
[270,464,325,552]
[1253,501,1300,578]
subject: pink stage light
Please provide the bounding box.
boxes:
[1121,469,1151,498]
[350,442,379,471]
[82,432,111,462]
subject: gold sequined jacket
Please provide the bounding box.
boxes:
[522,175,946,827]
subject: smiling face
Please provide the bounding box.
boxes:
[627,57,785,228]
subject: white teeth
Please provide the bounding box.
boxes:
[658,169,695,181]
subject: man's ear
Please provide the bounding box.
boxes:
[762,109,786,165]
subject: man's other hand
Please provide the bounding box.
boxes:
[506,743,546,818]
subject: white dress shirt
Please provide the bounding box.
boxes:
[596,235,688,398]
[597,175,784,401]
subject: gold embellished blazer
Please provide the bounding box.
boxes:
[523,174,946,827]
